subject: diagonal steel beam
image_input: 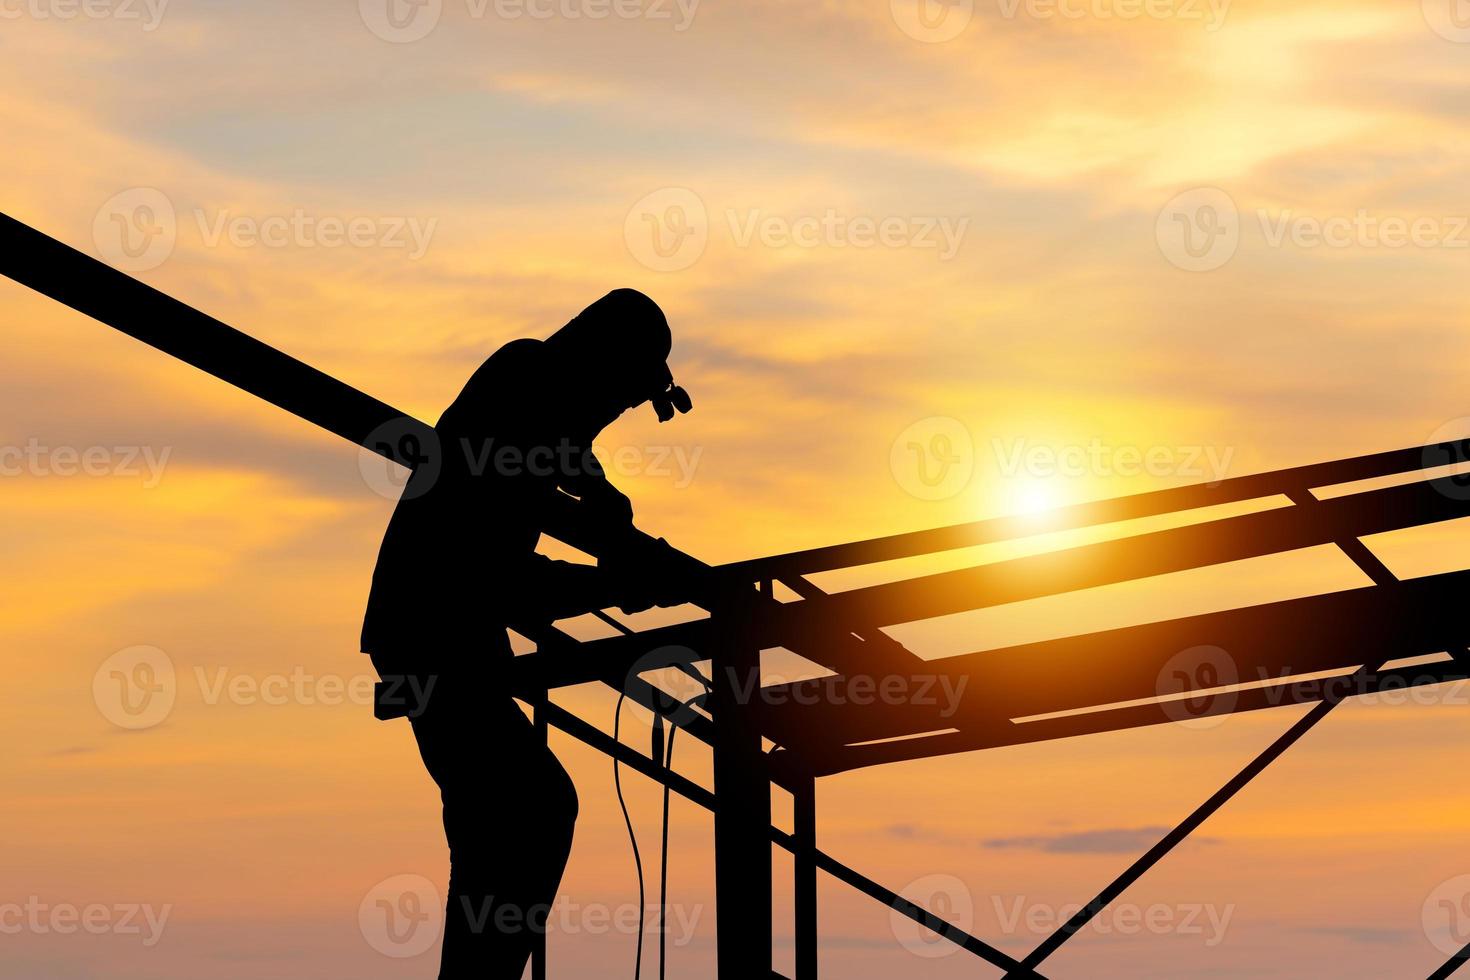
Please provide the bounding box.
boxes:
[1006,484,1417,974]
[0,211,599,557]
[0,211,955,977]
[539,697,1041,975]
[1005,669,1373,976]
[0,212,945,718]
[1429,940,1470,980]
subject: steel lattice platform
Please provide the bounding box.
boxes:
[5,211,1469,979]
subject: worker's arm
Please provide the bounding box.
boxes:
[494,535,686,623]
[556,450,634,526]
[510,553,621,621]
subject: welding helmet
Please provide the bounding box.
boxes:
[547,288,692,423]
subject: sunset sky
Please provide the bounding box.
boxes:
[5,0,1470,977]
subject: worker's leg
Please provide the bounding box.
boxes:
[408,682,578,980]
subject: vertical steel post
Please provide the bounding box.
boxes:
[711,582,773,977]
[793,774,819,980]
[531,687,549,980]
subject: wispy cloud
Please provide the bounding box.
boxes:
[981,826,1221,854]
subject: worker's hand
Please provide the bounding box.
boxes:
[603,537,685,613]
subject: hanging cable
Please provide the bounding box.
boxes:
[613,663,711,980]
[613,693,645,980]
[658,719,677,980]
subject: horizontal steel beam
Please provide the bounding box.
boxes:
[784,658,1470,776]
[757,566,1470,750]
[717,442,1469,581]
[537,475,1470,690]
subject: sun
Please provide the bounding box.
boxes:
[1008,477,1060,515]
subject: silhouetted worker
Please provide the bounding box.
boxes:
[362,288,691,979]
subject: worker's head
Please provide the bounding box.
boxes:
[544,288,691,434]
[437,289,690,461]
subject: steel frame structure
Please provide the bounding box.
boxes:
[5,211,1470,978]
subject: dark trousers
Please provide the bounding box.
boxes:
[372,654,578,979]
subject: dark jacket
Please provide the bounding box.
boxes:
[361,338,606,664]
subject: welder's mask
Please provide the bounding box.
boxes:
[547,289,692,424]
[647,362,693,423]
